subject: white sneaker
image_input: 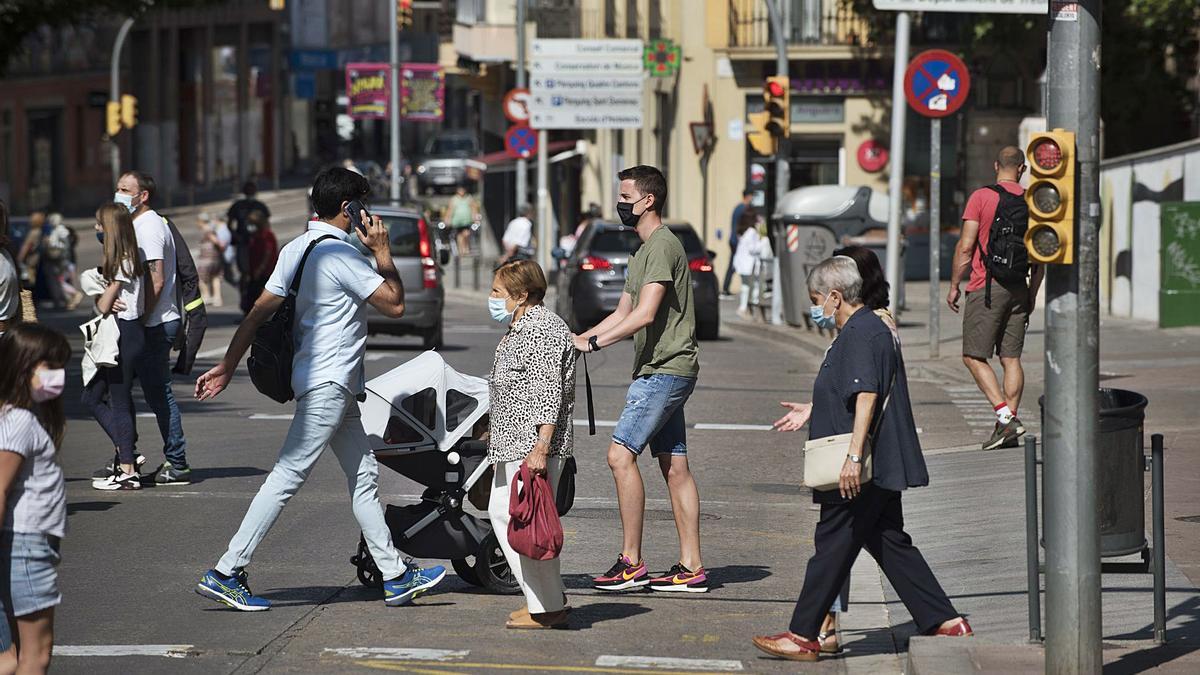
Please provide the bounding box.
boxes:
[92,472,142,491]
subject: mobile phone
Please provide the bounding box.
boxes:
[344,200,371,236]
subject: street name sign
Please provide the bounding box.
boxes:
[529,39,645,129]
[873,0,1047,12]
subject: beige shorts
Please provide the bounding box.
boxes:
[962,281,1029,359]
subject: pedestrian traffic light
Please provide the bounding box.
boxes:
[106,101,122,138]
[1024,129,1075,264]
[763,75,790,139]
[120,94,138,130]
[397,0,413,29]
[745,111,776,156]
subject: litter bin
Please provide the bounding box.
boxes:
[1040,388,1149,556]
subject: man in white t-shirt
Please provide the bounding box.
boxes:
[498,203,535,265]
[114,171,190,484]
[192,167,446,612]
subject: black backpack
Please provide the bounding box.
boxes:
[248,235,334,403]
[161,216,209,375]
[975,184,1030,307]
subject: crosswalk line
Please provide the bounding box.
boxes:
[323,647,468,661]
[595,655,743,671]
[56,645,194,658]
[693,423,773,431]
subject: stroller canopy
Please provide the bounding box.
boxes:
[361,351,490,455]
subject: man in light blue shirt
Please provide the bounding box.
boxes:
[191,168,446,611]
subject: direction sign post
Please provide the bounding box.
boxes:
[904,48,970,359]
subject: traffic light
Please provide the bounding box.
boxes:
[1024,129,1076,264]
[745,111,775,156]
[397,0,413,29]
[120,94,138,129]
[268,0,285,10]
[763,75,790,139]
[106,101,121,138]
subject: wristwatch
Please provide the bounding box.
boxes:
[847,454,863,464]
[588,335,601,352]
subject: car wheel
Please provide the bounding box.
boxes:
[697,321,720,341]
[422,322,444,351]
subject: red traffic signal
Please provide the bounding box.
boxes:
[1030,137,1064,173]
[766,80,786,98]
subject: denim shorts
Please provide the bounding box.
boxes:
[612,374,697,457]
[1,531,62,623]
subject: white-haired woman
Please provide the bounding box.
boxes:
[195,212,228,307]
[752,256,972,662]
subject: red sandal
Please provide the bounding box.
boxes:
[751,632,821,662]
[934,618,974,637]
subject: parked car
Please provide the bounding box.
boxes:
[416,130,481,194]
[554,221,720,340]
[360,204,450,349]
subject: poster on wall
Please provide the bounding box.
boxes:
[345,62,389,119]
[401,64,445,122]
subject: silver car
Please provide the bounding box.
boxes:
[361,205,449,349]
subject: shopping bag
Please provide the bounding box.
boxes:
[507,463,563,561]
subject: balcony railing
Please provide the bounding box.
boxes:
[728,0,874,49]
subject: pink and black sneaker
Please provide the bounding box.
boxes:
[593,554,649,591]
[648,563,709,593]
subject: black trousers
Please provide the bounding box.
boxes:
[82,318,145,464]
[721,241,737,294]
[789,484,958,637]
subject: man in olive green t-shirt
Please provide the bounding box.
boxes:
[574,165,708,594]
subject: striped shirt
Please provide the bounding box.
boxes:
[0,406,66,538]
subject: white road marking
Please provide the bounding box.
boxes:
[365,353,395,361]
[323,647,468,661]
[136,412,156,418]
[248,413,295,420]
[56,645,194,658]
[693,423,772,431]
[573,419,618,427]
[595,655,743,671]
[194,346,228,359]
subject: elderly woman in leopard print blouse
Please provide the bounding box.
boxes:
[486,260,576,629]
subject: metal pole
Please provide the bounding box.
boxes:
[885,12,910,317]
[764,0,787,326]
[1044,2,1102,673]
[1025,435,1043,643]
[1151,433,1166,645]
[537,129,550,273]
[110,17,135,188]
[515,0,528,210]
[929,117,941,357]
[389,0,402,203]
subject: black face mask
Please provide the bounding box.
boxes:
[616,194,649,227]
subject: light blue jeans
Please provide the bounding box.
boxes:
[216,382,405,579]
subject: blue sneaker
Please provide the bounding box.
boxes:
[383,563,447,606]
[196,569,271,612]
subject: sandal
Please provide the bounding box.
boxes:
[751,632,820,662]
[818,630,843,655]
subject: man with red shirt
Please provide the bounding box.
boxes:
[947,146,1044,450]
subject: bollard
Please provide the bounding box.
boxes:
[473,255,480,291]
[1025,435,1042,643]
[454,253,461,290]
[1152,433,1166,645]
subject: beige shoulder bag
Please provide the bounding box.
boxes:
[802,346,898,492]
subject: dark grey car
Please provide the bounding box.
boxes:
[361,205,448,349]
[416,130,481,194]
[554,221,720,340]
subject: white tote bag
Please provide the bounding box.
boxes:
[80,314,120,386]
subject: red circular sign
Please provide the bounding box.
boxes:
[903,49,971,118]
[857,140,889,173]
[503,88,531,124]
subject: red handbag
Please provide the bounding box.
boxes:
[508,463,564,561]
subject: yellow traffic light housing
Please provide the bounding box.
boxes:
[745,111,776,156]
[106,101,122,138]
[398,0,413,28]
[120,94,138,129]
[763,75,790,139]
[1024,129,1076,265]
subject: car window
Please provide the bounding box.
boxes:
[384,215,423,257]
[588,230,642,255]
[425,136,477,155]
[671,228,705,257]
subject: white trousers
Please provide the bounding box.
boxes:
[488,457,566,614]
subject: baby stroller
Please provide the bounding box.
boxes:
[350,351,519,594]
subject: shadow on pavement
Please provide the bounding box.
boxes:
[1104,596,1200,673]
[66,500,120,515]
[568,601,651,628]
[186,466,269,484]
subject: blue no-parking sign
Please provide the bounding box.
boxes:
[903,49,971,118]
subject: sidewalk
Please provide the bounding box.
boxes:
[721,282,1200,672]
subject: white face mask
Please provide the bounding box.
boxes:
[488,296,513,323]
[114,192,136,214]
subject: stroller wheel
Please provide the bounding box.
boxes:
[451,558,482,586]
[473,532,522,595]
[352,537,384,589]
